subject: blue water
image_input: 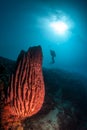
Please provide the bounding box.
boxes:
[0,0,87,78]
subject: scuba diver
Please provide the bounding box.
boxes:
[50,50,56,64]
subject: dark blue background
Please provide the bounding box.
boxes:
[0,0,87,77]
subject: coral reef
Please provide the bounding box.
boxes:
[0,46,45,129]
[0,48,87,130]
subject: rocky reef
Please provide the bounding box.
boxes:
[0,46,87,130]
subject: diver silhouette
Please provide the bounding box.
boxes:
[50,50,56,64]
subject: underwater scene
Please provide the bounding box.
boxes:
[0,0,87,130]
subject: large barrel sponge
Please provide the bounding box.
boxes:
[1,46,45,129]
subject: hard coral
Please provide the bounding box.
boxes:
[1,46,45,129]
